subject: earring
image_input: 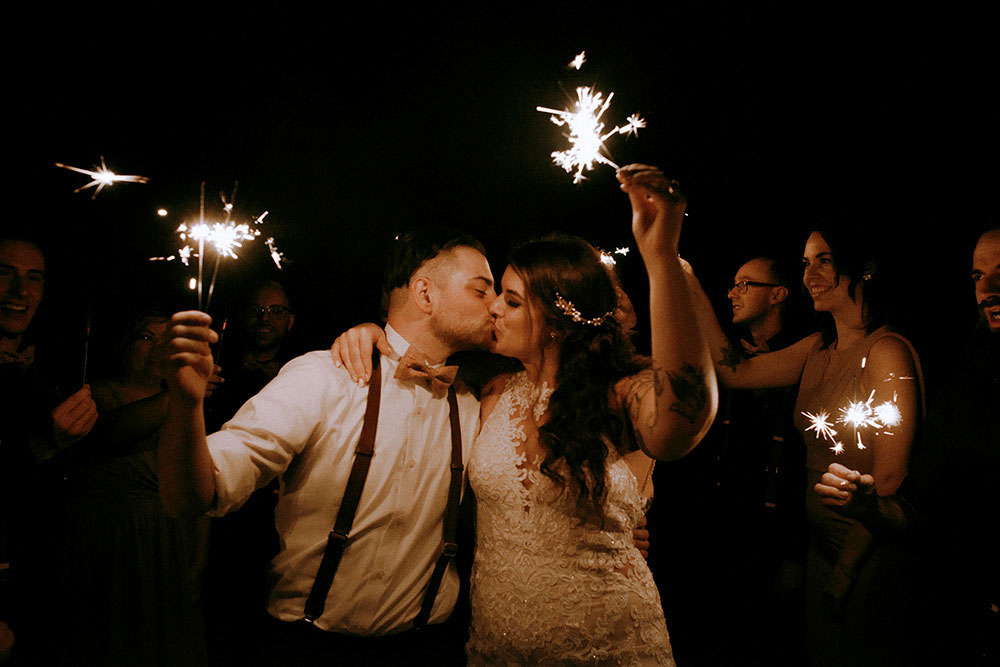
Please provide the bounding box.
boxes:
[550,331,558,341]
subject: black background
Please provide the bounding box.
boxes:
[8,3,996,387]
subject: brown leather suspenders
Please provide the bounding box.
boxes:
[303,351,465,629]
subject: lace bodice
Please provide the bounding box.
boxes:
[467,372,674,666]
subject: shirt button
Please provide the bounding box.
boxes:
[414,407,423,416]
[408,460,416,469]
[374,570,385,580]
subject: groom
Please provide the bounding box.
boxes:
[158,229,496,666]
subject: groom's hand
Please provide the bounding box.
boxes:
[165,311,218,406]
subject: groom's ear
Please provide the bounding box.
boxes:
[410,274,436,315]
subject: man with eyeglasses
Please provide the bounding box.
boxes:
[202,279,298,666]
[656,255,809,666]
[727,257,790,354]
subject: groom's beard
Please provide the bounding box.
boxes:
[432,312,495,353]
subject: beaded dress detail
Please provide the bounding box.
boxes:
[467,372,674,666]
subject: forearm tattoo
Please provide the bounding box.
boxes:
[666,363,708,424]
[719,344,743,373]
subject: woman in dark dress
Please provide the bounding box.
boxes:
[62,307,209,666]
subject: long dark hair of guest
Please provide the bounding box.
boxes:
[508,233,648,521]
[807,220,888,348]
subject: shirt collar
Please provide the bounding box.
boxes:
[384,324,408,362]
[383,324,451,368]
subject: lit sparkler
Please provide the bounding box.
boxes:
[537,86,646,183]
[802,410,843,453]
[55,156,149,198]
[873,396,902,428]
[150,183,276,311]
[803,384,905,454]
[838,391,881,430]
[266,237,284,269]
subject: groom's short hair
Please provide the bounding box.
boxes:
[382,228,486,294]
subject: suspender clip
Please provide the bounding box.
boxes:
[442,541,459,558]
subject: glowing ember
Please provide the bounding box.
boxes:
[55,156,148,198]
[537,86,646,183]
[838,392,881,430]
[207,222,257,259]
[873,398,902,428]
[621,114,646,137]
[266,237,284,269]
[802,411,838,442]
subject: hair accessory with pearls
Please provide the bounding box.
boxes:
[554,292,614,327]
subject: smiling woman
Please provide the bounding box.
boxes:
[683,217,925,666]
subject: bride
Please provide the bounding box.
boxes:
[334,164,716,665]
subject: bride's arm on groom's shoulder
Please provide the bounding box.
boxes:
[329,323,390,386]
[615,164,718,461]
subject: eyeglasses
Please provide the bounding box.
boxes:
[248,305,292,318]
[728,280,781,294]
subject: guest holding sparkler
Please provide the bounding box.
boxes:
[61,300,211,667]
[814,226,999,666]
[682,220,924,666]
[0,235,98,665]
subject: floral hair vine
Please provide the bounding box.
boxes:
[554,292,615,327]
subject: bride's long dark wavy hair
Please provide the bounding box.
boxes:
[508,233,649,520]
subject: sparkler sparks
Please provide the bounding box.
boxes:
[873,397,902,428]
[55,156,149,198]
[803,385,904,454]
[266,237,285,269]
[149,184,281,311]
[838,391,881,430]
[537,86,646,183]
[802,410,842,453]
[569,51,586,70]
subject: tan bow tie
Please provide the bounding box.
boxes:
[393,346,458,397]
[0,341,35,369]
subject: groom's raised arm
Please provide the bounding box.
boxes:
[158,311,219,517]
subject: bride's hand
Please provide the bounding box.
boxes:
[329,323,390,385]
[616,164,686,264]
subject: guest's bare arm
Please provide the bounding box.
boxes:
[158,311,219,517]
[861,336,921,495]
[615,164,717,460]
[682,261,817,389]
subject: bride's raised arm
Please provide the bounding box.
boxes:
[614,164,718,461]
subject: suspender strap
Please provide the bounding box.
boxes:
[412,386,464,628]
[304,351,382,623]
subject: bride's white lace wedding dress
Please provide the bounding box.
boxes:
[466,372,675,666]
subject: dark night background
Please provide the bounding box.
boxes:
[6,3,996,390]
